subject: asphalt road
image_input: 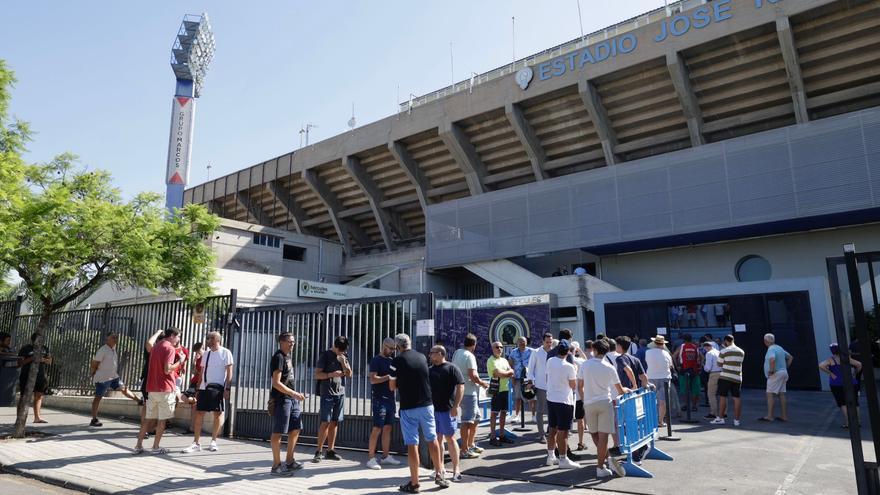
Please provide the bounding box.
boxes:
[0,473,83,494]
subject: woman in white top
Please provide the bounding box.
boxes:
[645,336,674,427]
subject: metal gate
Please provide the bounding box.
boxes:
[231,293,434,452]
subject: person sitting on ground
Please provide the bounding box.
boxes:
[819,343,862,429]
[89,332,140,427]
[579,338,630,478]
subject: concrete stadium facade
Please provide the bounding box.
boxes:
[183,0,880,390]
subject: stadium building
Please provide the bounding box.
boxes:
[178,0,880,390]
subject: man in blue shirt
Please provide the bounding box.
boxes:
[507,336,533,423]
[366,338,402,470]
[760,333,793,422]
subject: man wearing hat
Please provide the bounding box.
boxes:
[645,335,674,427]
[702,340,723,420]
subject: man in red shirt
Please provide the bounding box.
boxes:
[134,327,185,454]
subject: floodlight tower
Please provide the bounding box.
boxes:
[164,13,215,212]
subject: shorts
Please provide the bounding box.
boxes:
[460,394,479,424]
[271,396,303,434]
[400,405,437,446]
[575,400,585,420]
[20,374,48,395]
[95,378,124,397]
[491,391,509,412]
[196,386,225,412]
[547,401,574,431]
[372,397,396,428]
[830,385,858,408]
[584,400,615,434]
[319,394,344,422]
[145,391,177,421]
[717,379,741,398]
[434,410,457,437]
[649,379,671,402]
[766,370,789,394]
[679,371,702,396]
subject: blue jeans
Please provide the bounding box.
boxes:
[372,397,396,428]
[95,378,123,397]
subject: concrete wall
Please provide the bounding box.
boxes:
[343,247,426,293]
[598,224,880,290]
[41,395,219,433]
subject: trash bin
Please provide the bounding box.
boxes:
[0,356,20,406]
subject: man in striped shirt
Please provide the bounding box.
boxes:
[711,334,744,426]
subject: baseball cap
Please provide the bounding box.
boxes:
[557,339,571,353]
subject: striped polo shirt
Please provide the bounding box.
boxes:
[717,344,745,383]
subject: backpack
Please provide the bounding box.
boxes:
[681,343,700,372]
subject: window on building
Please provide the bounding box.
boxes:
[253,233,281,248]
[736,255,772,282]
[283,244,306,261]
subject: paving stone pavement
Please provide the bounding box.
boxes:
[0,407,620,495]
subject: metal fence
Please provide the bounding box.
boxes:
[0,297,22,333]
[231,293,435,451]
[7,293,234,395]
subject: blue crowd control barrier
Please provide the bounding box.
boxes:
[615,388,674,478]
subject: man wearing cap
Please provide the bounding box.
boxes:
[702,340,723,420]
[544,339,580,469]
[645,335,674,427]
[90,332,141,427]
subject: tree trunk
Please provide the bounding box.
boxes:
[13,309,52,438]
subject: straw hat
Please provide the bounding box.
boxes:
[653,335,667,345]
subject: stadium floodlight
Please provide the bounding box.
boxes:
[165,13,215,213]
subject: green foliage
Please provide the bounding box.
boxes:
[0,59,219,313]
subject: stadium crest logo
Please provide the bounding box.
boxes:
[515,67,533,90]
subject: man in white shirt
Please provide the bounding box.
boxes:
[702,341,723,420]
[644,336,674,428]
[526,332,554,443]
[182,331,234,453]
[578,339,630,478]
[90,332,140,427]
[544,340,580,469]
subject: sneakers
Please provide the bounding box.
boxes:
[609,456,626,477]
[710,417,726,425]
[597,467,614,478]
[325,450,342,461]
[399,482,420,493]
[558,457,581,469]
[286,460,304,471]
[545,453,558,466]
[451,471,462,482]
[89,418,103,427]
[434,473,450,489]
[150,447,170,455]
[271,464,294,477]
[470,445,484,454]
[367,457,382,470]
[734,419,741,427]
[209,440,218,452]
[460,449,479,459]
[132,446,144,455]
[488,437,501,447]
[508,413,519,423]
[380,455,402,466]
[181,443,201,453]
[703,414,716,420]
[312,451,323,463]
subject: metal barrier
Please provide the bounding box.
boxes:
[231,293,435,452]
[7,293,234,395]
[615,388,674,478]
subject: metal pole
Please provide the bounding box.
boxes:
[225,289,238,438]
[844,245,880,478]
[836,250,869,494]
[660,380,681,441]
[576,0,585,41]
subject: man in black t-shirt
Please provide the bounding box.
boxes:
[18,333,52,424]
[313,336,352,463]
[269,332,306,477]
[429,345,464,482]
[389,334,448,492]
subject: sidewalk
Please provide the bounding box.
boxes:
[0,407,618,495]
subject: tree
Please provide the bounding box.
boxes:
[0,60,220,437]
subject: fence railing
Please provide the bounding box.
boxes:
[0,297,22,334]
[6,293,234,395]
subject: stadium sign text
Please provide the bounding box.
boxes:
[535,0,780,84]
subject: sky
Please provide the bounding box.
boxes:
[2,0,664,200]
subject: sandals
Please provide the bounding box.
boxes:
[399,481,420,493]
[576,443,586,451]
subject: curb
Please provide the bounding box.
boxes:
[1,463,118,495]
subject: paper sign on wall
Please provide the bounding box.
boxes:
[416,319,435,337]
[656,327,667,336]
[734,324,747,333]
